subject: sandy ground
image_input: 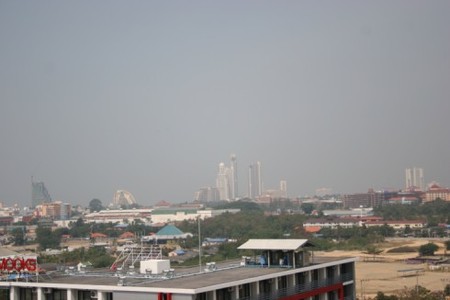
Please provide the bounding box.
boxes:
[316,238,450,299]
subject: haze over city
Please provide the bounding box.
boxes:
[1,1,449,207]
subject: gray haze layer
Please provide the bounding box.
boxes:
[1,1,449,207]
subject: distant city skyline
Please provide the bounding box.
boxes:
[1,1,449,206]
[19,164,450,208]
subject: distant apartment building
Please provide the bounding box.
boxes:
[216,162,232,200]
[342,189,395,209]
[405,167,425,191]
[41,202,60,219]
[230,153,238,199]
[214,155,239,201]
[424,183,450,202]
[37,201,71,220]
[248,161,262,199]
[194,187,220,203]
[260,181,289,199]
[280,180,288,198]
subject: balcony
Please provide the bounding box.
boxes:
[237,273,354,300]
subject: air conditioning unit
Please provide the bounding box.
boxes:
[90,291,98,299]
[43,288,52,294]
[227,287,234,292]
[31,287,37,293]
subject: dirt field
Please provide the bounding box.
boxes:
[316,238,450,299]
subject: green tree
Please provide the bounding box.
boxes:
[364,245,383,260]
[69,218,91,238]
[11,227,26,246]
[444,284,450,296]
[374,291,398,300]
[418,242,439,256]
[300,203,314,215]
[36,226,61,250]
[444,240,450,251]
[89,198,104,212]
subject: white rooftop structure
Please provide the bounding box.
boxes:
[238,239,314,251]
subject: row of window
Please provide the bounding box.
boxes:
[14,288,113,300]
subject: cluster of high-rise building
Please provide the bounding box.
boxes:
[195,154,271,202]
[194,155,240,202]
[194,155,290,203]
[405,167,425,191]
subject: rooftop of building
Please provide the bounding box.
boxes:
[14,256,355,292]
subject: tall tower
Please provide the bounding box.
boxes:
[280,180,287,198]
[31,177,52,208]
[248,161,262,199]
[230,154,238,200]
[405,167,424,191]
[216,163,231,200]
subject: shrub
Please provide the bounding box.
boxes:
[386,246,417,253]
[419,243,439,256]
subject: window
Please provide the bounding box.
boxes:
[78,291,92,300]
[195,293,207,300]
[45,289,67,300]
[77,290,112,300]
[19,288,37,300]
[0,289,10,299]
[238,284,250,298]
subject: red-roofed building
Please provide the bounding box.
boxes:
[154,200,171,208]
[304,226,321,234]
[90,232,107,239]
[119,231,135,239]
[425,183,450,202]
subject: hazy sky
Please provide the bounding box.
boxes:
[1,1,449,207]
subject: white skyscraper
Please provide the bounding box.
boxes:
[216,163,231,200]
[248,161,262,199]
[405,167,425,191]
[230,154,238,199]
[280,180,287,198]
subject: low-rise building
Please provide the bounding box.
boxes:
[84,209,153,224]
[0,239,357,300]
[364,219,426,230]
[303,218,360,230]
[424,183,450,202]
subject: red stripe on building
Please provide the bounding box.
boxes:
[279,283,344,300]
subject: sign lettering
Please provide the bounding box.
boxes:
[0,257,37,272]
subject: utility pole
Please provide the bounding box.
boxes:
[198,217,202,273]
